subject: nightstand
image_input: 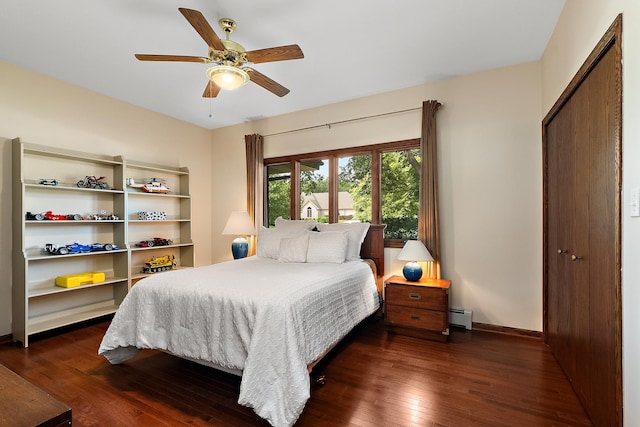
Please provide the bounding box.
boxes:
[384,275,451,342]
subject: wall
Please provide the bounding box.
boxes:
[211,61,543,331]
[0,61,213,337]
[542,0,639,424]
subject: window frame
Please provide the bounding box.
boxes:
[264,138,420,247]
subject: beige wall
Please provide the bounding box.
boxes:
[211,61,544,331]
[0,61,213,336]
[542,0,639,423]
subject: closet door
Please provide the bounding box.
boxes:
[584,42,621,427]
[543,15,621,427]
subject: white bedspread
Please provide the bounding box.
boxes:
[98,256,379,426]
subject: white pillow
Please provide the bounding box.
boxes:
[274,216,318,232]
[317,222,370,261]
[256,227,292,259]
[306,230,349,263]
[278,233,309,263]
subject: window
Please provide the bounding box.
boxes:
[266,163,291,227]
[264,139,420,245]
[381,148,421,240]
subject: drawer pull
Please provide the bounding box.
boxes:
[410,314,420,320]
[408,293,421,301]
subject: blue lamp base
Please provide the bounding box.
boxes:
[231,237,249,259]
[402,261,423,281]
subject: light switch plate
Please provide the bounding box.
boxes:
[631,188,640,217]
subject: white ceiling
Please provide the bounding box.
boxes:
[0,0,565,130]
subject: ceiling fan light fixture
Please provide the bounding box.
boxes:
[206,65,249,90]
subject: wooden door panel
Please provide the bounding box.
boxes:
[586,45,622,427]
[543,16,622,427]
[569,77,591,407]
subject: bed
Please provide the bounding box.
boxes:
[98,221,384,427]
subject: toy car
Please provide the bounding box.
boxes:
[38,178,59,186]
[43,211,83,221]
[77,176,110,190]
[91,210,119,220]
[45,242,91,255]
[142,180,171,194]
[90,243,120,251]
[142,254,176,273]
[136,237,173,247]
[25,211,45,221]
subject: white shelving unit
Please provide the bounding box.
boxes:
[125,160,193,284]
[12,138,194,346]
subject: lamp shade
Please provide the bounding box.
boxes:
[222,211,256,260]
[206,65,249,90]
[397,240,434,281]
[222,211,257,235]
[397,240,434,262]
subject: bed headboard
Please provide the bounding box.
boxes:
[360,224,385,282]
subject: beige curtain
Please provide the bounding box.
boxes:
[418,100,442,279]
[245,134,264,256]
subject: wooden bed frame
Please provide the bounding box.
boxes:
[359,223,385,295]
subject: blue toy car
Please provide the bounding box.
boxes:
[45,242,91,255]
[90,243,120,251]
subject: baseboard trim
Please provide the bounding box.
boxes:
[0,333,12,345]
[472,322,542,339]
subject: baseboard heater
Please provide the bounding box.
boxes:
[449,308,473,330]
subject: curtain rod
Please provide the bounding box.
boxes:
[263,106,422,138]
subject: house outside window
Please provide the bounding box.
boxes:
[264,138,421,245]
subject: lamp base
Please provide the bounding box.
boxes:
[402,262,423,281]
[231,237,249,259]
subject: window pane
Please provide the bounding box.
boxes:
[300,159,329,223]
[266,163,291,227]
[338,154,371,223]
[381,149,421,239]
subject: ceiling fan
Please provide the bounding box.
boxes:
[135,8,304,98]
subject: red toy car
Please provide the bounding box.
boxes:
[43,211,83,221]
[136,237,173,247]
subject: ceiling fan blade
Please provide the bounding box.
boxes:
[202,81,221,98]
[135,54,210,63]
[247,69,290,97]
[245,44,304,64]
[178,8,226,51]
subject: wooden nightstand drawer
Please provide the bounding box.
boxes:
[384,275,451,342]
[386,304,447,331]
[385,283,447,311]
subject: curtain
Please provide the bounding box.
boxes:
[245,134,264,256]
[418,100,442,279]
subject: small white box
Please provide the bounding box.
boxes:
[138,211,167,221]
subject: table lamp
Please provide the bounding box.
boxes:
[397,240,434,281]
[222,211,257,259]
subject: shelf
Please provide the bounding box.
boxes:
[131,265,193,281]
[23,142,123,166]
[128,219,190,223]
[28,277,128,298]
[27,249,127,261]
[25,183,125,193]
[130,242,193,252]
[125,160,189,175]
[126,191,190,199]
[28,300,119,335]
[26,220,125,225]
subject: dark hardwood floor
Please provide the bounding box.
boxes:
[0,318,592,426]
